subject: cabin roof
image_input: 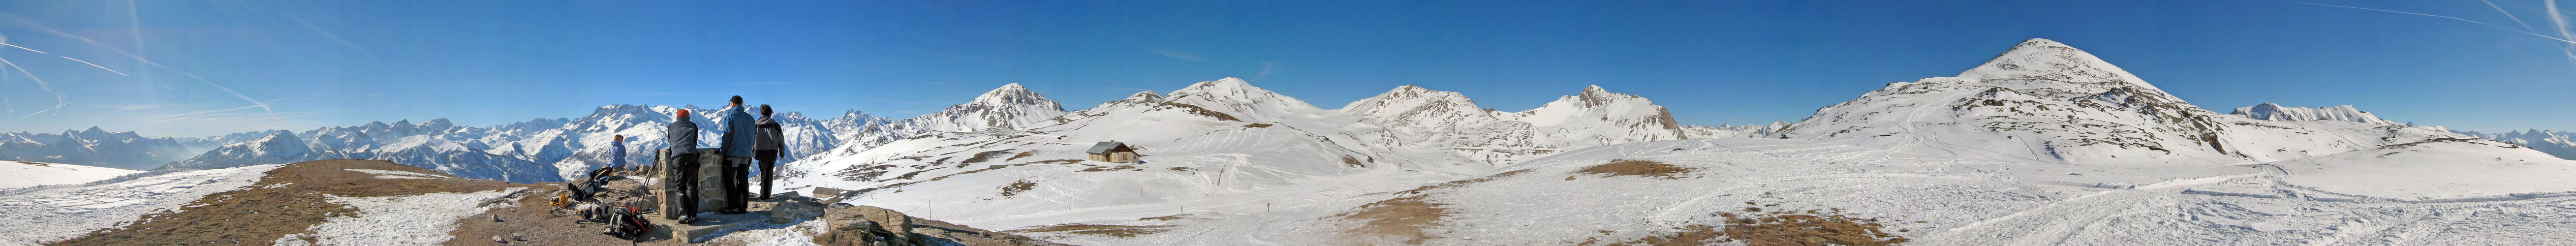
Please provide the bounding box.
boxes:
[1086,141,1129,154]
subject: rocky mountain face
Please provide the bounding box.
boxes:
[1772,38,2461,165]
[2455,129,2576,160]
[0,127,197,170]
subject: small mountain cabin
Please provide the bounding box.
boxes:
[1086,141,1139,163]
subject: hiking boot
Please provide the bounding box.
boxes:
[678,215,698,224]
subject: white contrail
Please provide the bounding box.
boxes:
[2485,0,2541,32]
[2548,0,2573,42]
[2548,0,2576,67]
[22,101,69,119]
[158,97,292,123]
[275,11,375,59]
[2290,1,2576,44]
[3,14,283,122]
[59,56,128,76]
[0,42,46,54]
[0,56,64,106]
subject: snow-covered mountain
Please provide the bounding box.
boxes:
[0,127,197,170]
[2455,129,2576,160]
[772,76,1738,245]
[2229,103,2394,124]
[1771,38,2461,166]
[809,84,1071,157]
[163,84,1064,183]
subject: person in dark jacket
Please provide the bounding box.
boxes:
[753,104,784,200]
[719,96,757,214]
[666,109,703,223]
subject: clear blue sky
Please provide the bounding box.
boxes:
[0,0,2569,137]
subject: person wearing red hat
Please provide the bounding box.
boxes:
[666,108,704,223]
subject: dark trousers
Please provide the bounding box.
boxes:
[756,150,778,200]
[724,157,749,214]
[672,154,701,216]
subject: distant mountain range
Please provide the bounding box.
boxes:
[0,127,198,170]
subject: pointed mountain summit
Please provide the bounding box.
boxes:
[1958,38,2163,93]
[1337,85,1486,123]
[1121,91,1165,103]
[1775,38,2459,166]
[896,83,1070,134]
[1164,77,1326,123]
[1509,85,1688,145]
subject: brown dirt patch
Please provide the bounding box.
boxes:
[1005,151,1039,161]
[1243,123,1274,128]
[997,180,1038,197]
[1334,169,1534,245]
[1137,215,1185,221]
[1606,206,1909,246]
[1156,102,1239,122]
[1575,159,1698,179]
[962,151,1014,163]
[50,159,536,246]
[1341,156,1366,168]
[1005,224,1175,238]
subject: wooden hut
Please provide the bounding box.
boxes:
[1086,141,1139,163]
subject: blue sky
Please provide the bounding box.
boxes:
[0,0,2569,137]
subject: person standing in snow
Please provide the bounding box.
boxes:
[718,95,757,214]
[667,109,704,223]
[754,104,784,200]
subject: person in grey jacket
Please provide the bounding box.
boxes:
[719,96,757,214]
[666,109,703,223]
[754,104,785,200]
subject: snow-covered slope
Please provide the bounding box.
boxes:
[2229,103,2394,124]
[2265,138,2576,201]
[1772,38,2461,166]
[2455,129,2576,160]
[0,164,284,245]
[981,136,2576,245]
[1680,122,1785,139]
[0,127,197,170]
[0,160,143,190]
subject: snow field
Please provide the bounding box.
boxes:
[0,164,284,245]
[0,161,142,190]
[272,188,526,246]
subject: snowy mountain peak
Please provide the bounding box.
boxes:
[1174,77,1260,95]
[2231,103,2394,124]
[1571,85,1640,107]
[1165,77,1326,122]
[1121,91,1165,102]
[1957,38,2160,93]
[966,83,1059,110]
[1776,38,2461,166]
[1338,85,1483,121]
